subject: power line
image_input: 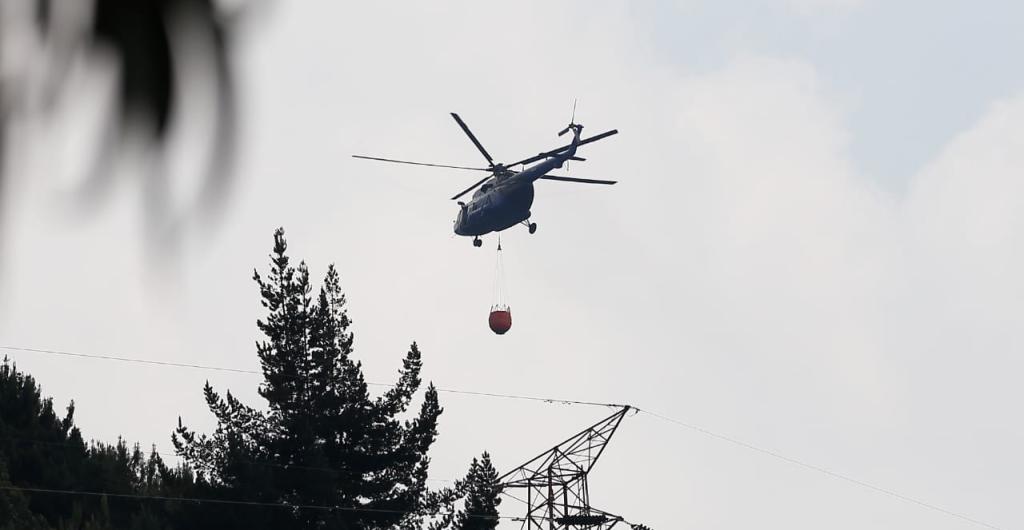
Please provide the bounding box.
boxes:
[1,344,1006,530]
[635,408,1004,530]
[0,435,460,485]
[0,345,622,408]
[1,437,537,524]
[499,490,529,507]
[431,386,623,408]
[0,484,516,521]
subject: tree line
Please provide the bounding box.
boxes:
[0,229,501,530]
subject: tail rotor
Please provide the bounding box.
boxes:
[558,98,579,137]
[558,98,583,173]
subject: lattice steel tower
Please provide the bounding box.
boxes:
[498,406,650,530]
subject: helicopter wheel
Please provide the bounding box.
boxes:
[473,237,482,247]
[528,222,537,234]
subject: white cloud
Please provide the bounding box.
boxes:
[785,0,866,16]
[0,2,1020,529]
[593,55,1023,529]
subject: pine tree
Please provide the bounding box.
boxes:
[0,356,87,526]
[0,357,180,529]
[174,228,444,529]
[0,459,49,530]
[453,452,502,530]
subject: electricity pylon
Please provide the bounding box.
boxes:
[498,406,652,530]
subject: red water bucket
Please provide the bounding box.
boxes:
[488,307,512,335]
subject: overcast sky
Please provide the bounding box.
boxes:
[2,1,1022,528]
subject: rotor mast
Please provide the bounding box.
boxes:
[350,112,619,200]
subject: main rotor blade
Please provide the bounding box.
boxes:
[450,175,494,201]
[539,175,617,185]
[352,155,490,172]
[450,113,495,166]
[506,129,618,168]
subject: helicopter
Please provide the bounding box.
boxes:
[353,112,618,247]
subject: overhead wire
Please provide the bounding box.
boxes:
[0,435,460,485]
[0,345,624,408]
[634,407,1004,530]
[0,485,518,521]
[499,490,530,508]
[0,344,1006,530]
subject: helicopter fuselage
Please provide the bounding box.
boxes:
[454,178,535,236]
[453,139,577,237]
[352,113,617,245]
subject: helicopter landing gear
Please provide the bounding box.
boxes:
[521,220,538,234]
[473,237,482,248]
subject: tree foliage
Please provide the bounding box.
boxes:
[453,453,502,530]
[173,228,444,529]
[0,357,181,530]
[0,228,486,529]
[1,0,237,238]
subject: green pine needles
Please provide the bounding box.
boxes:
[0,229,505,529]
[174,228,444,529]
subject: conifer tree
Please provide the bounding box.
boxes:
[174,228,444,529]
[0,357,179,529]
[0,356,86,526]
[453,452,502,530]
[0,460,49,530]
